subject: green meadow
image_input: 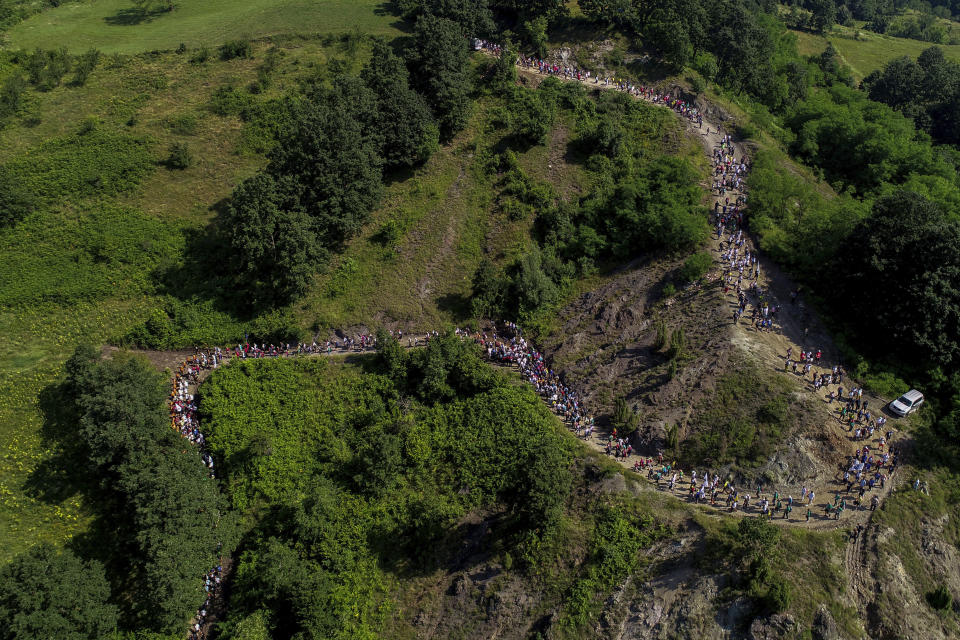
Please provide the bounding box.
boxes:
[4,0,405,53]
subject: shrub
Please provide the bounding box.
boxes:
[190,46,211,64]
[927,584,952,610]
[689,75,706,94]
[220,39,252,60]
[654,320,668,350]
[668,327,687,360]
[26,48,70,91]
[165,141,192,169]
[612,396,638,432]
[70,48,100,87]
[764,577,791,613]
[677,251,712,283]
[167,112,198,135]
[209,85,257,117]
[0,73,28,120]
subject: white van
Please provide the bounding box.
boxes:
[889,389,923,417]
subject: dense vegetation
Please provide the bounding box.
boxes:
[199,335,584,639]
[0,348,229,637]
[862,44,960,145]
[471,72,704,319]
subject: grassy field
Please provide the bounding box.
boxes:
[0,38,606,560]
[0,38,358,560]
[793,26,960,80]
[3,0,405,53]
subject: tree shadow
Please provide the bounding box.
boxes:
[436,292,472,322]
[23,382,86,504]
[25,378,136,594]
[150,198,256,320]
[103,7,171,27]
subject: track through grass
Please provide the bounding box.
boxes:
[793,27,960,80]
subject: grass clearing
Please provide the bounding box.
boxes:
[4,0,405,54]
[792,26,960,81]
[0,39,335,560]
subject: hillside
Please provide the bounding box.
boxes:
[1,2,960,640]
[793,26,960,80]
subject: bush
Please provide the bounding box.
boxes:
[677,251,712,283]
[70,48,100,87]
[0,544,118,638]
[209,85,257,117]
[654,320,668,350]
[0,73,28,120]
[220,39,252,60]
[764,577,791,613]
[60,347,225,633]
[190,46,211,64]
[927,584,953,610]
[612,396,638,432]
[167,112,198,135]
[165,141,192,169]
[26,48,70,91]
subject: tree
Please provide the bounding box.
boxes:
[863,56,923,110]
[808,0,837,32]
[361,41,439,168]
[62,347,226,634]
[521,16,549,58]
[268,77,384,249]
[223,173,322,308]
[0,544,117,640]
[406,15,474,139]
[509,249,559,314]
[395,0,496,37]
[492,0,567,23]
[833,190,960,368]
[375,327,408,387]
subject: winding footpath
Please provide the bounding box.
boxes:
[144,49,910,637]
[502,52,906,529]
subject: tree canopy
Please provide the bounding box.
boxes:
[406,14,475,139]
[0,544,117,640]
[362,40,439,169]
[62,346,225,633]
[833,191,960,368]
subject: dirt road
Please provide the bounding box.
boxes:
[511,62,905,530]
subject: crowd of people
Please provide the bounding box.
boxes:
[702,105,903,523]
[162,43,914,633]
[474,39,705,129]
[476,41,905,524]
[170,354,225,640]
[471,323,596,438]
